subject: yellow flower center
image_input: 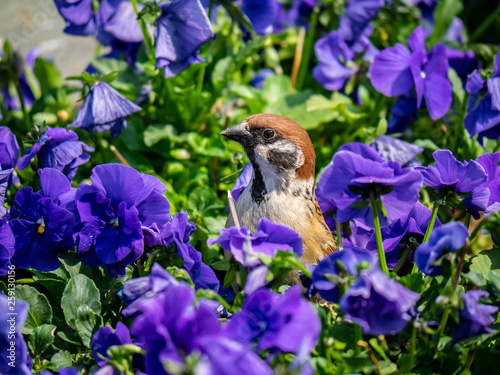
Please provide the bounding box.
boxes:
[36,218,45,234]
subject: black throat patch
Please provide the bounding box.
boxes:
[246,149,267,204]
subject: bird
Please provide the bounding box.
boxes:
[221,113,336,269]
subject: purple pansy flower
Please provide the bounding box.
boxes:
[452,290,499,344]
[162,211,219,291]
[447,48,477,84]
[0,127,19,188]
[74,164,170,278]
[240,0,276,35]
[131,282,220,374]
[207,217,303,264]
[96,0,144,46]
[155,0,214,78]
[226,162,253,212]
[347,202,442,269]
[464,53,500,142]
[417,149,489,219]
[54,0,96,36]
[121,263,180,317]
[17,127,93,181]
[476,152,500,215]
[92,322,133,367]
[69,81,141,137]
[195,336,273,375]
[0,293,32,375]
[340,268,420,335]
[387,92,419,134]
[0,53,35,112]
[414,221,468,276]
[9,177,76,272]
[371,135,423,167]
[320,143,423,227]
[313,31,355,91]
[370,26,452,120]
[288,0,317,27]
[250,69,275,89]
[223,286,321,354]
[315,185,338,232]
[311,247,374,302]
[339,0,384,47]
[37,168,79,220]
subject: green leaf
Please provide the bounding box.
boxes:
[15,285,52,335]
[212,56,234,89]
[27,324,56,357]
[223,266,237,289]
[61,274,101,330]
[488,270,500,299]
[462,271,487,288]
[428,0,463,44]
[51,350,73,369]
[350,200,370,210]
[375,118,387,137]
[74,306,98,348]
[469,249,500,281]
[34,57,63,94]
[211,260,231,271]
[100,71,120,83]
[401,273,425,293]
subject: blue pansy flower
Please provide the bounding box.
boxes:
[464,53,500,142]
[311,247,374,302]
[54,0,96,36]
[340,268,420,335]
[452,290,499,345]
[92,322,133,367]
[155,0,214,78]
[414,221,469,276]
[9,168,77,272]
[70,81,141,137]
[0,126,19,188]
[320,143,423,227]
[75,164,170,278]
[370,26,452,120]
[223,286,321,355]
[17,127,93,181]
[162,211,219,291]
[339,0,383,47]
[417,149,490,219]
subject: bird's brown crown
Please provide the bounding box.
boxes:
[244,114,316,180]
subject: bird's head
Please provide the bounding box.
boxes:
[221,114,316,189]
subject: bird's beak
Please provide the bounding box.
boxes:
[220,122,251,144]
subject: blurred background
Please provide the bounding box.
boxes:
[0,0,97,78]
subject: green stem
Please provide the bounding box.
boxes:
[464,345,476,371]
[408,323,417,371]
[218,296,233,313]
[197,63,206,94]
[7,65,31,131]
[294,1,321,91]
[354,324,363,356]
[335,213,343,250]
[130,0,155,60]
[412,201,439,274]
[288,257,312,279]
[393,245,413,273]
[370,198,388,274]
[0,95,7,119]
[144,249,160,272]
[453,213,471,290]
[434,308,450,348]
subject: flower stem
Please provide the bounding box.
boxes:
[412,201,439,274]
[287,257,312,279]
[408,323,417,371]
[393,245,413,273]
[130,0,155,60]
[294,0,321,91]
[354,324,363,356]
[464,345,476,371]
[370,198,388,274]
[7,65,31,131]
[453,213,471,290]
[433,308,450,348]
[335,213,343,250]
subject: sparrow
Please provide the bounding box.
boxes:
[221,113,336,267]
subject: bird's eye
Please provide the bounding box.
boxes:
[263,129,276,139]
